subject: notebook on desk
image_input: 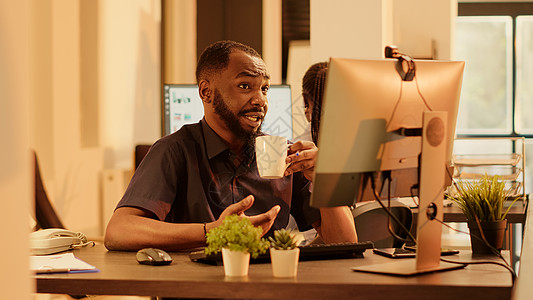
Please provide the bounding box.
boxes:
[189,241,374,265]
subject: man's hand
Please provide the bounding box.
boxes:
[211,195,280,236]
[284,140,318,181]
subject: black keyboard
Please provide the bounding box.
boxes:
[189,241,374,265]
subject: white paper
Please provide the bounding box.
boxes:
[31,253,97,273]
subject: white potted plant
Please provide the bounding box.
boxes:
[269,228,300,277]
[205,215,269,277]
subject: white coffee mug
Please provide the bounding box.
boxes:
[255,135,289,179]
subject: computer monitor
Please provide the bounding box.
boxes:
[311,57,465,275]
[162,84,293,140]
[311,58,465,208]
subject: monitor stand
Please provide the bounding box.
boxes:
[351,259,464,276]
[353,111,465,276]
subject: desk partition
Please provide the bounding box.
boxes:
[512,202,532,300]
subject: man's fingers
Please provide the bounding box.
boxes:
[267,205,281,218]
[285,161,314,176]
[286,143,317,164]
[285,142,317,177]
[251,206,279,221]
[288,140,314,153]
[248,205,280,234]
[223,195,254,216]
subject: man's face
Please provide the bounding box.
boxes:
[212,87,263,145]
[205,51,270,144]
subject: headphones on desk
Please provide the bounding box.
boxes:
[385,45,416,81]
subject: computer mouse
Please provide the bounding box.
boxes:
[136,248,172,266]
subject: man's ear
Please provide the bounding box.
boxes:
[198,80,212,104]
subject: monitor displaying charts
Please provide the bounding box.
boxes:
[162,84,293,140]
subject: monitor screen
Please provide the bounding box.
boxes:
[310,58,465,208]
[162,84,293,140]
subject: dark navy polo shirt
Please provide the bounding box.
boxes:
[116,119,320,237]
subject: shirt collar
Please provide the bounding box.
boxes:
[200,118,256,165]
[201,118,229,160]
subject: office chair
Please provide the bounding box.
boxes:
[352,200,413,248]
[33,150,65,230]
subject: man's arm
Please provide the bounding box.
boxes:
[104,195,280,251]
[313,206,358,244]
[104,207,205,251]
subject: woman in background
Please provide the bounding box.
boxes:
[291,61,330,245]
[294,61,329,144]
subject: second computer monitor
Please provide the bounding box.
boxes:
[162,84,293,140]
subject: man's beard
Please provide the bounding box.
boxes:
[213,88,263,147]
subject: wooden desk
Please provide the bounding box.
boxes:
[35,244,513,300]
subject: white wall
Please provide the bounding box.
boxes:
[100,0,162,169]
[311,0,456,61]
[287,41,312,139]
[162,0,197,84]
[394,0,457,59]
[30,0,162,237]
[311,0,393,62]
[263,0,283,84]
[0,0,32,297]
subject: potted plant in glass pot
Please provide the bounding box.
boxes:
[447,175,518,254]
[269,228,300,277]
[205,215,269,277]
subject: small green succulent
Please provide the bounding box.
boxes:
[268,228,298,250]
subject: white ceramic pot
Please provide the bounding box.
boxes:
[221,248,250,277]
[270,248,300,277]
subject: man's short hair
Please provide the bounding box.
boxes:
[196,40,262,83]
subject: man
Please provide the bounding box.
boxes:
[104,40,356,251]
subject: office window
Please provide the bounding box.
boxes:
[455,4,533,195]
[517,16,533,133]
[455,16,512,135]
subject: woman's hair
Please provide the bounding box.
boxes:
[302,62,329,144]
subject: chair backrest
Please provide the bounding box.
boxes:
[33,151,65,230]
[352,200,413,248]
[134,144,152,170]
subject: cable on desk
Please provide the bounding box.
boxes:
[369,172,418,245]
[440,256,516,285]
[433,217,517,284]
[71,232,96,250]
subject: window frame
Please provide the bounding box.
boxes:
[457,2,533,140]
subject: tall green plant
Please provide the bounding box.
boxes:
[205,215,269,258]
[447,175,517,222]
